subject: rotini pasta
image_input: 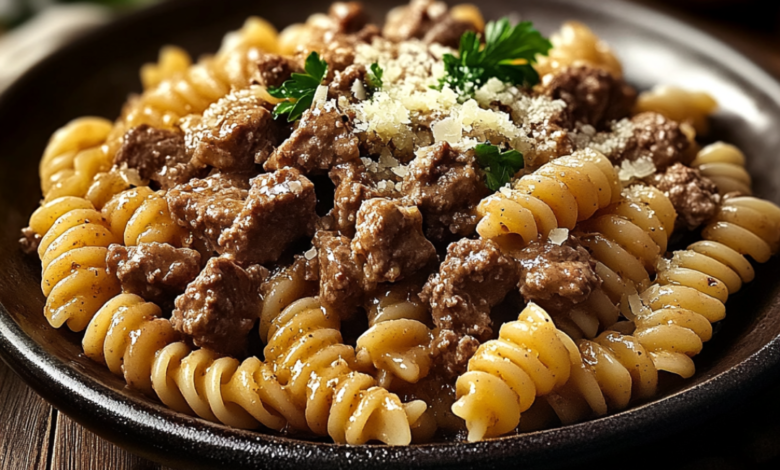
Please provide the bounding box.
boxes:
[101,186,186,247]
[476,150,621,252]
[451,303,572,441]
[30,196,121,331]
[634,85,718,135]
[356,278,433,388]
[534,21,623,78]
[264,297,428,445]
[692,142,752,196]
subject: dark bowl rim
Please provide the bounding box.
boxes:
[2,0,780,468]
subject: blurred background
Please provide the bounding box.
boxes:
[1,0,780,469]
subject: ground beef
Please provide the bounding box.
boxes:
[383,0,475,48]
[648,162,720,231]
[402,142,489,242]
[421,238,519,377]
[328,1,370,34]
[352,198,437,284]
[544,65,637,130]
[315,230,374,316]
[183,88,284,170]
[106,242,201,309]
[255,52,302,89]
[166,173,250,253]
[171,257,263,356]
[113,125,206,189]
[19,227,40,255]
[328,161,378,237]
[619,112,691,170]
[515,238,600,314]
[264,102,360,174]
[219,168,317,265]
[430,330,481,379]
[329,64,366,103]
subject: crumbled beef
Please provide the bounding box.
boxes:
[402,142,489,242]
[265,102,359,174]
[648,162,720,231]
[515,238,600,314]
[352,198,437,283]
[106,242,201,309]
[255,52,302,88]
[525,122,575,170]
[383,0,475,48]
[618,112,691,170]
[183,88,284,170]
[315,230,374,315]
[544,65,637,130]
[328,161,377,237]
[329,1,370,34]
[166,173,249,253]
[113,125,206,189]
[421,238,519,377]
[430,330,481,379]
[171,257,261,356]
[219,168,317,265]
[19,227,40,255]
[329,64,366,103]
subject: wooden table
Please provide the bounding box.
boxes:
[2,1,780,469]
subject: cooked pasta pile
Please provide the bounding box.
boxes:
[21,0,780,446]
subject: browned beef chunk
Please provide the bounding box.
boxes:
[383,0,475,48]
[106,242,201,309]
[171,257,262,356]
[329,64,367,103]
[19,226,40,255]
[402,142,489,242]
[219,168,317,265]
[328,161,377,237]
[618,112,691,170]
[515,237,600,314]
[113,125,205,189]
[183,88,284,170]
[315,230,374,316]
[648,163,720,231]
[544,65,637,130]
[329,2,370,34]
[352,198,436,283]
[265,102,359,174]
[255,52,303,89]
[421,238,519,376]
[166,173,249,253]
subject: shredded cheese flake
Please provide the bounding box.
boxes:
[548,228,569,245]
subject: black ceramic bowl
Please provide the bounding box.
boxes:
[2,0,780,468]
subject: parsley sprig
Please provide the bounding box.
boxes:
[475,143,524,191]
[436,18,552,99]
[267,52,328,122]
[366,63,384,94]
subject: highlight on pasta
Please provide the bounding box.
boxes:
[19,0,780,446]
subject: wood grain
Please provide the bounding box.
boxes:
[0,360,52,470]
[49,414,169,470]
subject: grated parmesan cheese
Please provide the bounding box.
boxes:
[304,246,317,260]
[312,85,328,107]
[548,228,569,245]
[351,79,367,101]
[618,156,657,183]
[432,116,462,143]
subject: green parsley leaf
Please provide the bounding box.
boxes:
[268,51,329,122]
[474,143,524,191]
[366,63,384,94]
[436,18,552,99]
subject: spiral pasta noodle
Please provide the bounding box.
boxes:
[101,186,186,247]
[634,85,718,135]
[534,21,623,78]
[451,303,572,441]
[258,257,317,343]
[476,150,621,252]
[692,142,752,196]
[356,279,433,389]
[29,196,121,331]
[264,297,428,445]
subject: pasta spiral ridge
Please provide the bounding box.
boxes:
[534,21,623,78]
[102,186,186,247]
[264,297,428,445]
[634,85,718,135]
[356,279,434,389]
[692,142,752,196]
[30,196,121,331]
[476,150,621,253]
[452,303,572,442]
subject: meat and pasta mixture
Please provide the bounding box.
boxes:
[23,0,780,445]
